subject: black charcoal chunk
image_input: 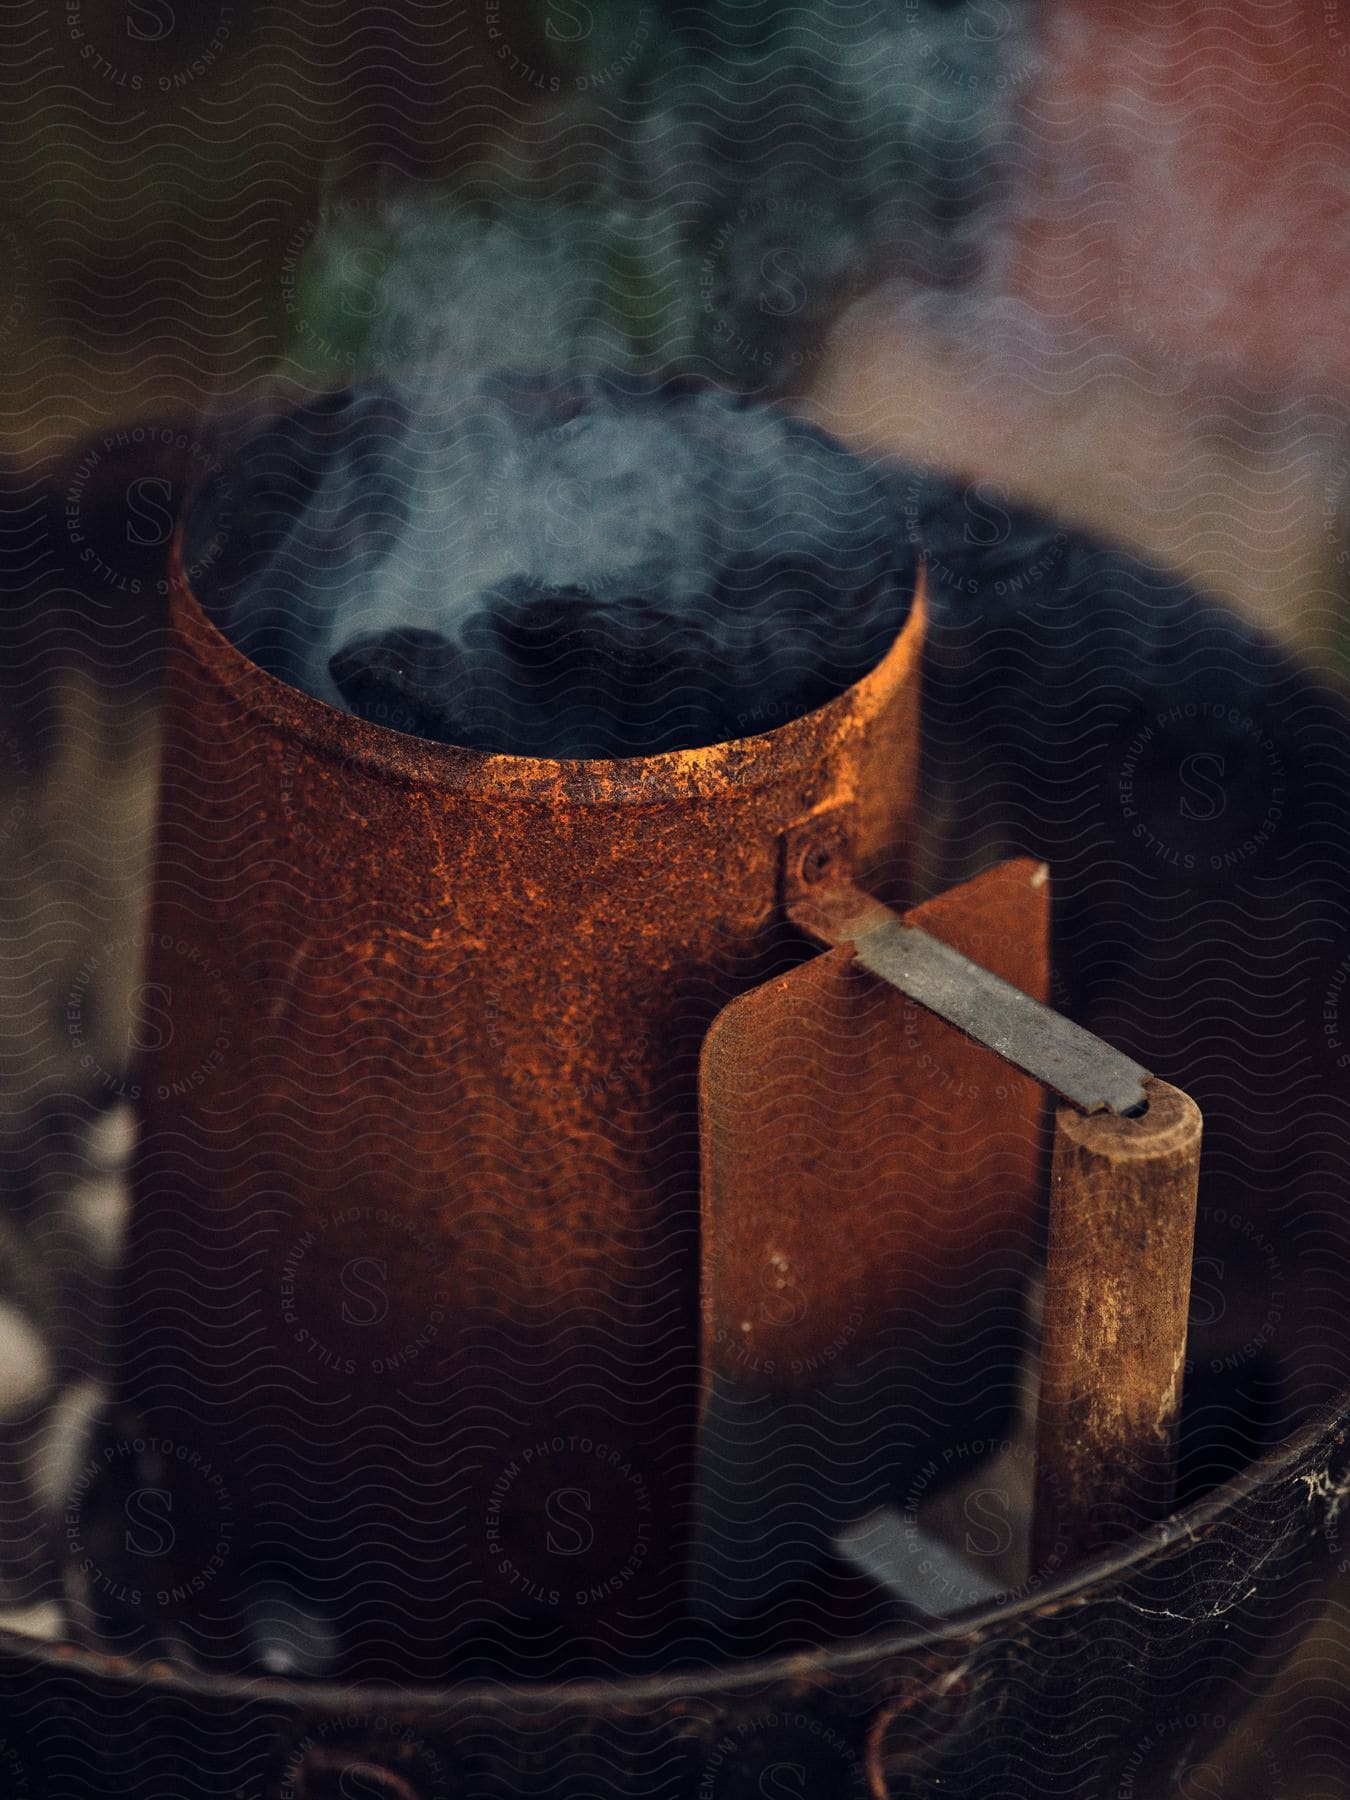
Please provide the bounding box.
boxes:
[203,373,918,756]
[330,580,775,757]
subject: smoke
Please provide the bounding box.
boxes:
[196,1,1025,753]
[289,1,1019,390]
[191,373,915,754]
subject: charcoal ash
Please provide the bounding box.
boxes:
[191,373,917,757]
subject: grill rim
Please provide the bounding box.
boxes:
[7,1328,1340,1719]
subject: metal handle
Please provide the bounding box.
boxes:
[789,869,1201,1573]
[789,876,1151,1117]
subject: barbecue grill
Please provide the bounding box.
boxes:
[3,380,1348,1797]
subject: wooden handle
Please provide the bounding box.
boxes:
[1033,1077,1202,1574]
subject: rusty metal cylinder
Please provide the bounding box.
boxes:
[119,552,924,1678]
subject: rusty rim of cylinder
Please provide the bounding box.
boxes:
[165,536,926,802]
[20,539,1341,1713]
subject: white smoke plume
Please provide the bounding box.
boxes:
[195,1,1024,752]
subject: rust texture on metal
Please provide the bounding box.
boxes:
[1033,1077,1203,1572]
[121,550,925,1669]
[694,858,1050,1628]
[700,857,1050,1399]
[723,861,1201,1598]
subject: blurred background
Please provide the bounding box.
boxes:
[0,1,1348,1791]
[3,0,1348,648]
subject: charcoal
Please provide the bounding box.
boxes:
[331,582,766,757]
[465,582,721,757]
[327,627,462,744]
[206,373,917,758]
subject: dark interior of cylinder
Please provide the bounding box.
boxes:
[184,375,918,760]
